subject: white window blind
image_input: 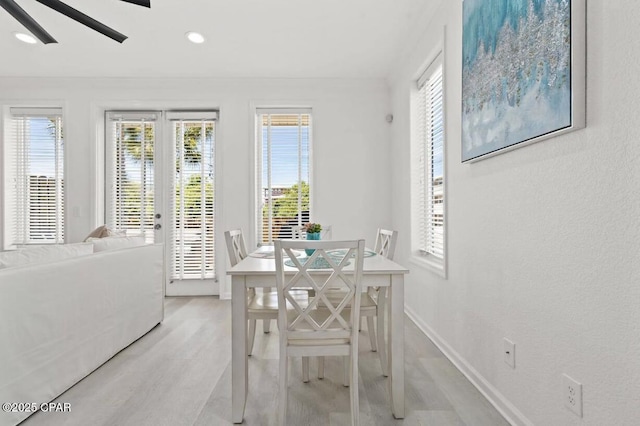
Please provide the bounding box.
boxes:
[256,109,311,244]
[415,54,445,260]
[169,114,216,280]
[5,108,64,246]
[105,112,158,242]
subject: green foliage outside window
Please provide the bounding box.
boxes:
[117,122,213,225]
[264,181,310,218]
[174,175,214,224]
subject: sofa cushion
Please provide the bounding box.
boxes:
[91,236,146,253]
[0,243,94,269]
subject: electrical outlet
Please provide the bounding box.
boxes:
[503,338,515,368]
[563,374,583,417]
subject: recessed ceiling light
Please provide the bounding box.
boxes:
[185,31,205,44]
[14,32,37,44]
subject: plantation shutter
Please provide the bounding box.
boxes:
[105,111,158,242]
[256,108,311,245]
[167,111,217,280]
[416,55,445,259]
[7,107,64,246]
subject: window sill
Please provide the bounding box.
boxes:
[409,255,447,279]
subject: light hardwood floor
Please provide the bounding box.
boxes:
[22,297,509,426]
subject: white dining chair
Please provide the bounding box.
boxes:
[366,228,398,376]
[291,225,305,239]
[321,225,332,240]
[374,228,398,261]
[224,229,308,356]
[274,238,365,426]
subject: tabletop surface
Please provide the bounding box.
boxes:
[227,246,409,276]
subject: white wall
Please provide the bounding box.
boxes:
[0,77,392,297]
[389,1,640,425]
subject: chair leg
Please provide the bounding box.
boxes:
[279,348,288,426]
[377,289,388,377]
[317,357,324,379]
[248,319,257,356]
[302,357,310,383]
[343,356,349,387]
[263,287,272,333]
[367,316,377,352]
[350,347,359,425]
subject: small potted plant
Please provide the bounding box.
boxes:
[303,223,322,255]
[303,223,322,239]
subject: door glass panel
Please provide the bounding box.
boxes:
[170,120,216,280]
[107,117,156,243]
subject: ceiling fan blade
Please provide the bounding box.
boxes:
[120,0,151,8]
[35,0,127,43]
[0,0,57,43]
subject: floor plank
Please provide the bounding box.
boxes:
[21,297,509,426]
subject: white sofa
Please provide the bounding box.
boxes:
[0,243,164,426]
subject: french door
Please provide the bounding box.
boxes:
[105,111,218,295]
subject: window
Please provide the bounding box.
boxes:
[3,108,64,247]
[412,53,445,269]
[256,109,311,244]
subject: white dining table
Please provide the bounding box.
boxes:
[227,247,409,423]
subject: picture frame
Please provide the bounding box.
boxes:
[461,0,585,162]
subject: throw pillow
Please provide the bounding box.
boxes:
[84,225,109,240]
[83,225,126,242]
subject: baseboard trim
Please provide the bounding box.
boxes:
[404,306,533,426]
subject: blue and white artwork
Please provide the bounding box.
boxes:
[462,0,572,161]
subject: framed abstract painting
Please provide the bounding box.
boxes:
[461,0,585,162]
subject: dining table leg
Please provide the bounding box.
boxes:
[389,273,405,418]
[232,275,248,423]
